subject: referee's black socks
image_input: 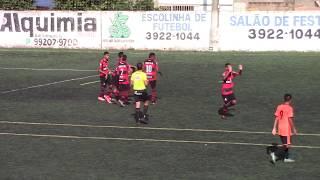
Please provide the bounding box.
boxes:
[135,108,141,119]
[143,105,148,115]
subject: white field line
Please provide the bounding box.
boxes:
[0,67,96,72]
[80,80,100,86]
[0,132,319,149]
[0,121,319,137]
[1,75,97,94]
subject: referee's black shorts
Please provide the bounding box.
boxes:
[133,90,149,102]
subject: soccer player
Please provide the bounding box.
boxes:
[143,52,160,104]
[131,62,149,124]
[97,51,112,103]
[109,51,125,100]
[272,93,297,163]
[116,51,124,66]
[218,63,243,119]
[115,54,131,107]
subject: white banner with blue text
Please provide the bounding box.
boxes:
[101,11,211,50]
[219,11,320,51]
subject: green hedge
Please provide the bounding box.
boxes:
[0,0,155,10]
[0,0,34,10]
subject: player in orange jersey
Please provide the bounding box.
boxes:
[272,93,297,163]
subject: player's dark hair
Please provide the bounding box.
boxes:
[104,51,109,55]
[122,55,127,61]
[284,93,292,102]
[149,52,155,58]
[225,63,231,67]
[118,52,124,57]
[136,62,143,70]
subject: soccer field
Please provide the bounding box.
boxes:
[0,48,319,180]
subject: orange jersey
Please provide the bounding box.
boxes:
[274,104,294,137]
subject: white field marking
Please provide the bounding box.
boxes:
[0,121,319,137]
[1,75,97,94]
[0,67,96,72]
[80,80,100,86]
[0,132,319,149]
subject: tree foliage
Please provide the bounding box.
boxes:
[0,0,155,10]
[0,0,33,10]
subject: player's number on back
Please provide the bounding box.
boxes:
[279,110,283,119]
[145,65,153,73]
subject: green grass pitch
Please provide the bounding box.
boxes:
[0,48,319,180]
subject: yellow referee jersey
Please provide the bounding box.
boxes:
[131,70,147,90]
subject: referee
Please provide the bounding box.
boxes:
[131,62,149,124]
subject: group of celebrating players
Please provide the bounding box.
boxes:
[98,52,244,121]
[97,53,297,162]
[97,52,246,123]
[97,51,160,124]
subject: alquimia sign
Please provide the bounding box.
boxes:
[0,11,101,49]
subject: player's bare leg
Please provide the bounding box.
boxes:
[151,88,157,104]
[98,78,107,101]
[224,100,237,111]
[113,88,120,101]
[150,81,157,104]
[118,91,126,107]
[219,100,237,119]
[103,84,113,104]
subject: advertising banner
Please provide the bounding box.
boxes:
[2,10,319,51]
[0,11,101,49]
[219,11,320,51]
[101,11,211,50]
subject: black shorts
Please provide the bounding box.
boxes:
[280,136,292,145]
[134,90,149,102]
[118,84,130,91]
[222,94,236,105]
[100,76,111,86]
